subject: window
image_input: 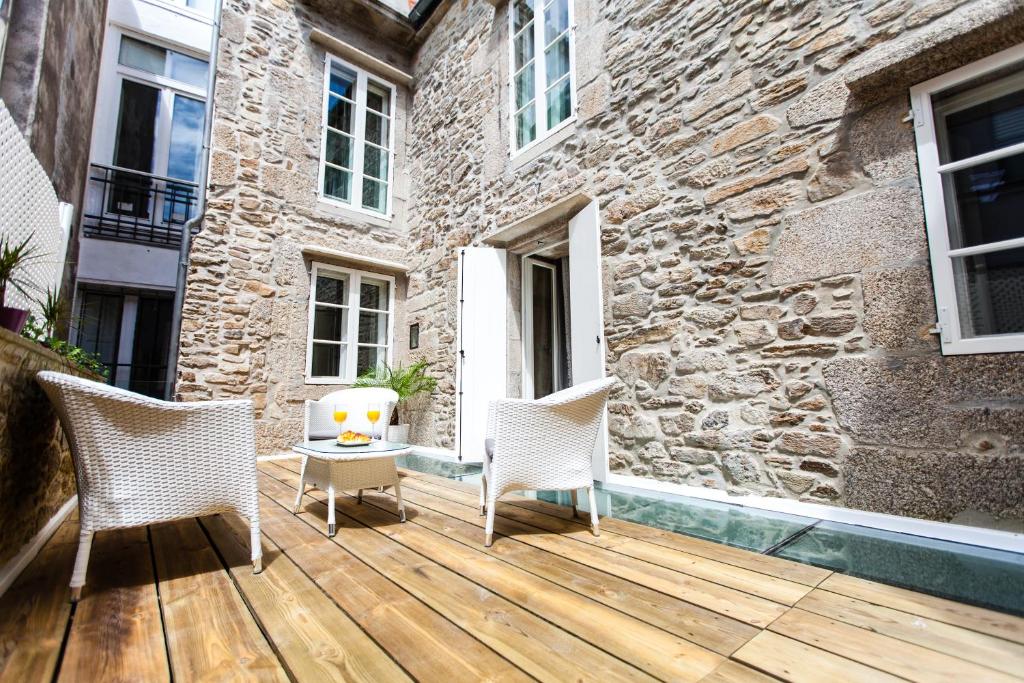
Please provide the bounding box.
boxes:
[119,36,208,89]
[510,0,575,152]
[319,57,396,216]
[306,263,395,382]
[911,45,1024,354]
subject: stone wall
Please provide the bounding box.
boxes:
[0,329,97,566]
[400,0,1024,528]
[183,0,1024,528]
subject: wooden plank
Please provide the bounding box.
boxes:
[259,470,658,682]
[699,660,781,683]
[58,527,170,683]
[732,631,902,683]
[797,588,1024,676]
[251,488,528,683]
[820,573,1024,645]
[342,474,759,657]
[769,608,1021,683]
[201,512,413,682]
[0,516,77,680]
[276,466,725,682]
[149,518,288,682]
[398,466,830,586]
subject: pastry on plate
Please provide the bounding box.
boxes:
[337,430,372,445]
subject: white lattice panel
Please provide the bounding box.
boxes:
[0,99,66,315]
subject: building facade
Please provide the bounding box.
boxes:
[179,0,1024,530]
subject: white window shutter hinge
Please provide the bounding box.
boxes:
[928,307,953,344]
[901,108,914,124]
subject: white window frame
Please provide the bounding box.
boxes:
[305,262,396,384]
[317,55,397,220]
[508,0,578,157]
[910,43,1024,355]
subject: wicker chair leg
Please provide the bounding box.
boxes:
[569,489,579,518]
[484,498,496,547]
[70,530,94,603]
[479,475,487,516]
[294,456,308,513]
[587,486,600,537]
[250,523,263,574]
[394,478,407,523]
[327,484,337,537]
[357,489,363,504]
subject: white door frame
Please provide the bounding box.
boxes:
[521,254,563,400]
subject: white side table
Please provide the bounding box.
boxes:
[291,440,412,536]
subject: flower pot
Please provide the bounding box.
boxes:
[387,424,410,444]
[0,306,29,334]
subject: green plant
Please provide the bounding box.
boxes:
[354,359,438,424]
[21,314,108,378]
[0,234,42,308]
[38,287,67,338]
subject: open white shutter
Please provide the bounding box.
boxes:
[568,199,609,480]
[456,247,508,463]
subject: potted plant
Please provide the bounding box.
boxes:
[354,359,437,443]
[0,234,41,334]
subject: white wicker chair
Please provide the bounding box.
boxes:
[303,387,399,442]
[36,371,262,602]
[481,377,617,546]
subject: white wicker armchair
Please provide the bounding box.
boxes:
[36,371,262,602]
[303,387,399,442]
[481,377,618,546]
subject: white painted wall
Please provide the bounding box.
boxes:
[76,237,178,290]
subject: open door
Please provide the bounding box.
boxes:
[568,199,609,481]
[456,247,508,463]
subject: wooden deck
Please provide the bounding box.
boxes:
[1,458,1022,682]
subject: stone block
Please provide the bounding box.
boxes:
[777,431,842,458]
[822,355,1024,450]
[851,96,918,182]
[723,181,803,221]
[846,447,1023,527]
[619,351,672,387]
[710,114,780,155]
[708,368,781,401]
[733,228,773,255]
[862,264,939,350]
[805,312,858,337]
[770,186,927,285]
[786,76,852,128]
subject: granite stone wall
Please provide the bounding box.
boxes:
[182,0,1024,529]
[0,329,98,566]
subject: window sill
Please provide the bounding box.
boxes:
[305,377,356,386]
[510,119,577,170]
[316,198,393,229]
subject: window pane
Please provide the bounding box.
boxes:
[544,0,569,44]
[323,166,351,201]
[358,311,389,344]
[356,345,385,377]
[935,67,1024,164]
[311,342,344,377]
[362,178,387,213]
[168,51,209,89]
[327,94,353,133]
[953,245,1024,337]
[325,130,353,168]
[545,35,570,85]
[313,305,347,341]
[514,29,534,72]
[516,106,536,149]
[119,36,166,75]
[360,278,390,309]
[315,274,346,304]
[330,64,356,99]
[512,0,534,34]
[515,65,535,111]
[366,82,390,116]
[365,112,390,148]
[363,145,389,181]
[943,154,1024,249]
[166,95,205,182]
[546,76,572,128]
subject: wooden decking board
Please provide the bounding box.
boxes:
[149,518,289,682]
[398,467,832,587]
[0,515,77,681]
[340,471,760,657]
[1,456,1020,683]
[200,512,413,682]
[262,463,726,682]
[259,469,661,682]
[796,588,1024,676]
[57,526,171,682]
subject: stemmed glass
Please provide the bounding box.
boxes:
[366,402,382,440]
[333,404,348,438]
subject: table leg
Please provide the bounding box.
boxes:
[394,477,407,523]
[293,455,308,514]
[327,483,336,537]
[357,489,363,504]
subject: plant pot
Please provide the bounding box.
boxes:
[0,306,29,334]
[387,424,410,444]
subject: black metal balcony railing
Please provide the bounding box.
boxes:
[81,163,200,248]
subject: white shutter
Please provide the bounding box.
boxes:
[456,247,508,463]
[568,199,609,480]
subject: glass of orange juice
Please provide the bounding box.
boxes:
[333,405,348,437]
[367,402,381,440]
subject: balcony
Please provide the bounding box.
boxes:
[81,163,199,248]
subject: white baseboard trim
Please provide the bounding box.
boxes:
[604,474,1024,554]
[0,495,78,599]
[257,452,302,462]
